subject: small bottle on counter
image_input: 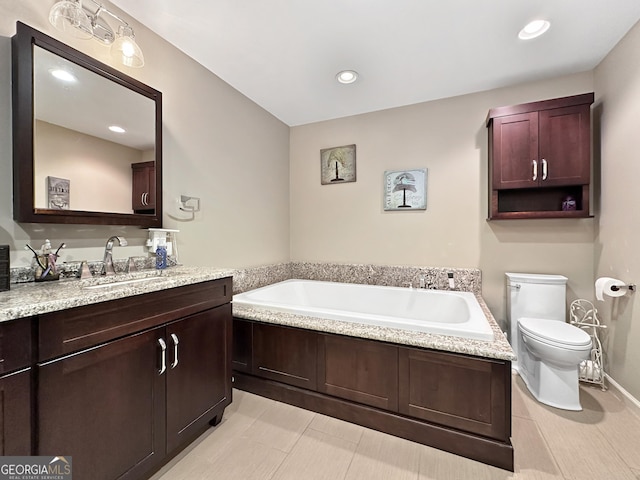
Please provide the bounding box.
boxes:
[155,238,167,270]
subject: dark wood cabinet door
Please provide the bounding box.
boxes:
[317,334,398,411]
[398,347,511,441]
[131,161,155,212]
[491,112,539,190]
[166,304,232,453]
[538,104,591,186]
[253,323,317,390]
[38,328,166,480]
[0,369,32,455]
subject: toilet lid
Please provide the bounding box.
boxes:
[519,317,592,348]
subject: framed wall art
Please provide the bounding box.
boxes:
[383,168,427,210]
[320,144,356,184]
[47,176,70,210]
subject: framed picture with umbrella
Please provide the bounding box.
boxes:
[320,144,356,184]
[383,168,427,210]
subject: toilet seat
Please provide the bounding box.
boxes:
[519,317,591,350]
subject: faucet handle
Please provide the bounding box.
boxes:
[79,260,92,279]
[126,257,137,273]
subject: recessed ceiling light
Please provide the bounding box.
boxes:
[50,69,76,82]
[109,125,126,133]
[336,70,358,84]
[518,20,550,40]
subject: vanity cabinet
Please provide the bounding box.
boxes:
[0,319,32,455]
[132,161,156,213]
[37,278,232,480]
[487,93,594,219]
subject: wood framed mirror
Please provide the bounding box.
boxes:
[12,22,162,226]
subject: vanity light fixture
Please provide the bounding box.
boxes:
[336,70,359,84]
[48,0,145,67]
[518,19,551,40]
[108,125,126,133]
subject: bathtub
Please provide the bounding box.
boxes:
[233,279,494,342]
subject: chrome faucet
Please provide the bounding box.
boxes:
[102,236,128,275]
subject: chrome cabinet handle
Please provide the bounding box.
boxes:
[170,333,179,369]
[541,159,548,180]
[532,160,538,181]
[141,193,146,206]
[158,338,167,375]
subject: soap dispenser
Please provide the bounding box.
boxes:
[155,238,167,270]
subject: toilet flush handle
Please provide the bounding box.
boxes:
[511,283,521,290]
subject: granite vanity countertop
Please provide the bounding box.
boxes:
[0,266,234,322]
[233,294,516,362]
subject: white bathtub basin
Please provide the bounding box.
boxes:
[233,279,494,341]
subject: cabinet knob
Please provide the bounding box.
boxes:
[158,338,167,375]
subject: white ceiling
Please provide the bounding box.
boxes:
[109,0,640,126]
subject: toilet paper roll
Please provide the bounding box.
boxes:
[595,277,626,301]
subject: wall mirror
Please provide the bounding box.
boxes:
[12,22,162,226]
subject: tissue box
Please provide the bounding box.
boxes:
[0,245,9,292]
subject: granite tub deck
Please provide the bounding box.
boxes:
[0,266,234,322]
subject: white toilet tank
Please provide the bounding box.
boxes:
[505,272,568,349]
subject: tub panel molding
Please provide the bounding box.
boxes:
[233,319,514,471]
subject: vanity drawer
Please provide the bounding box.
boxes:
[39,277,232,361]
[0,318,32,374]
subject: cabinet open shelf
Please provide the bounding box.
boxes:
[490,185,591,220]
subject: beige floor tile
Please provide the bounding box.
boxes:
[203,436,287,480]
[418,444,513,480]
[345,429,420,480]
[516,381,637,480]
[308,413,365,444]
[512,374,533,419]
[153,453,217,480]
[271,428,358,480]
[240,399,315,453]
[512,416,563,479]
[581,386,640,471]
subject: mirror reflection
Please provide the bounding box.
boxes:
[33,46,156,215]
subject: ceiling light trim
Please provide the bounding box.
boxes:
[336,70,359,84]
[518,19,551,40]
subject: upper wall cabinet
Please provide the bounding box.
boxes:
[486,93,594,220]
[12,22,163,227]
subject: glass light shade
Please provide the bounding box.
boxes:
[49,0,93,40]
[111,25,144,68]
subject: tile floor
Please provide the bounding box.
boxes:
[152,375,640,480]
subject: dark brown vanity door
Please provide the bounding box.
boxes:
[38,328,166,480]
[0,369,31,455]
[165,304,232,453]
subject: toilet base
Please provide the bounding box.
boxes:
[518,342,583,411]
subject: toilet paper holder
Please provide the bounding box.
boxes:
[610,283,636,292]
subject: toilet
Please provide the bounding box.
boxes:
[506,273,592,411]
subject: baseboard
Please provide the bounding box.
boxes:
[605,374,640,420]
